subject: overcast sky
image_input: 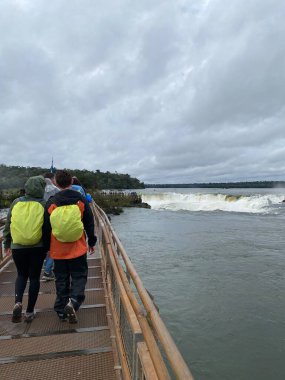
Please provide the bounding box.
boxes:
[1,0,284,183]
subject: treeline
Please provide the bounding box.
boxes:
[0,189,150,214]
[0,164,144,190]
[145,181,285,188]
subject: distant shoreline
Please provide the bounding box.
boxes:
[145,181,285,189]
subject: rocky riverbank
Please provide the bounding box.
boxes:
[90,190,150,215]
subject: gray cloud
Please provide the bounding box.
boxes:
[1,0,285,183]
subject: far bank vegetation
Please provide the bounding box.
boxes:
[0,164,147,214]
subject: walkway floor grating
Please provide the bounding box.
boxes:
[0,255,116,379]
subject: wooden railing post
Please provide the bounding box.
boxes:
[0,237,3,262]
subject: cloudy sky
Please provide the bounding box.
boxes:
[1,0,284,183]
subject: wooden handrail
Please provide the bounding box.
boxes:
[101,219,171,380]
[92,204,171,379]
[101,244,130,380]
[0,223,5,262]
[93,203,194,380]
[137,342,159,380]
[0,236,3,262]
[0,222,12,269]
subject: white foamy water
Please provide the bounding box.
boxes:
[142,192,285,213]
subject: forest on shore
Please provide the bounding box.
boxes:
[0,164,144,190]
[0,164,148,213]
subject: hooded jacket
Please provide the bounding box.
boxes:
[43,189,97,259]
[3,176,46,250]
[44,178,60,201]
[71,184,86,198]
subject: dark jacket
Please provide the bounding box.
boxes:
[44,189,97,259]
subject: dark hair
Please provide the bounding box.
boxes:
[43,172,55,179]
[55,170,72,188]
[72,176,82,186]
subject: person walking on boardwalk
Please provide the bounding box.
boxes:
[72,176,93,203]
[43,170,97,323]
[3,176,47,323]
[42,172,60,281]
[71,176,87,198]
[43,172,60,201]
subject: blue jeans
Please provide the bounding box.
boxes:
[44,253,54,274]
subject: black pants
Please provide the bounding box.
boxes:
[12,248,46,313]
[53,254,88,315]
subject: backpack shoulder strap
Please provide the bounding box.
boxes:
[77,200,85,217]
[48,203,58,215]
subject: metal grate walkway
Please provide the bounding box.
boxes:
[0,256,117,380]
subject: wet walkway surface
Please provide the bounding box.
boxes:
[0,255,116,380]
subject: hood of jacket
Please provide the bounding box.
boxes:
[51,189,85,206]
[44,178,60,201]
[44,178,53,186]
[24,176,46,198]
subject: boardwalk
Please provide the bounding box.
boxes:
[0,254,116,379]
[0,204,194,379]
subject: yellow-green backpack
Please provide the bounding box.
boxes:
[50,204,84,242]
[11,201,44,245]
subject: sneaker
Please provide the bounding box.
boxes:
[64,299,78,324]
[12,302,22,323]
[58,313,68,322]
[24,312,35,323]
[42,272,55,281]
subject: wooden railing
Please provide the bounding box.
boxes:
[0,221,10,269]
[92,202,194,380]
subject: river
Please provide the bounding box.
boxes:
[111,188,285,380]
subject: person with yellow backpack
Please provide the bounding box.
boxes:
[43,170,97,323]
[3,176,47,323]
